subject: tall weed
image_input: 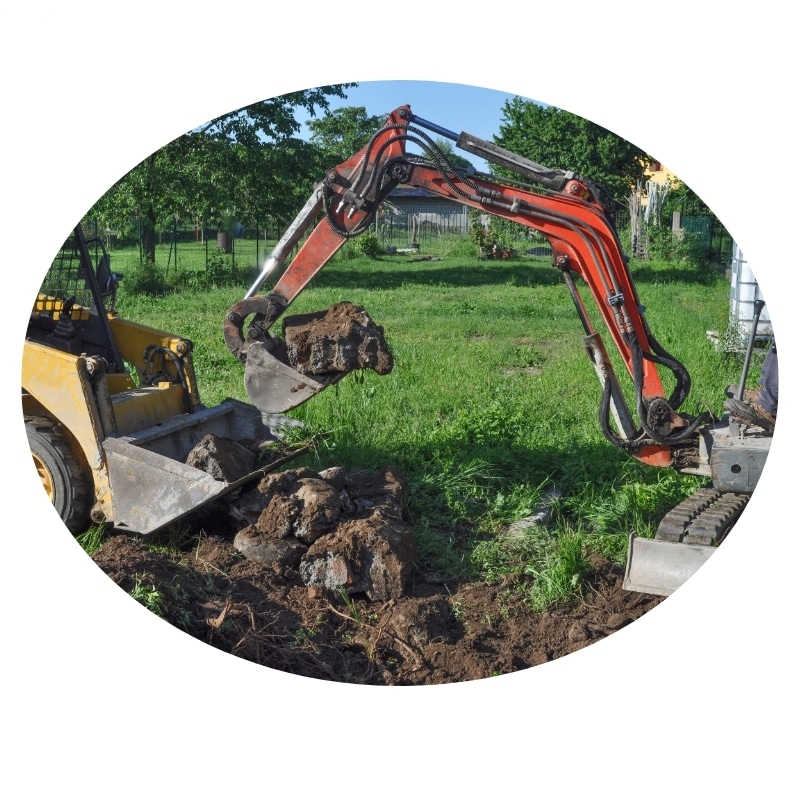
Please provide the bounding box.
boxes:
[526,530,590,612]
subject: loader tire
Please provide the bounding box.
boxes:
[26,416,93,534]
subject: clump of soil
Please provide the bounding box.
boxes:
[282,301,394,378]
[90,464,664,685]
[230,465,416,601]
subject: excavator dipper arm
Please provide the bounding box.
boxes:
[224,105,710,465]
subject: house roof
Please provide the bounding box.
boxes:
[388,187,441,199]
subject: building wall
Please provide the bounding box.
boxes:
[380,189,469,244]
[643,157,677,186]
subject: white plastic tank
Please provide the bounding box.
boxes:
[730,242,772,347]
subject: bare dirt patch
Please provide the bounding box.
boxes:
[90,465,663,685]
[89,302,664,684]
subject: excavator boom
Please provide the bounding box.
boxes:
[223,105,707,469]
[223,105,773,598]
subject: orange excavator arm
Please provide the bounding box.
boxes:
[223,105,710,468]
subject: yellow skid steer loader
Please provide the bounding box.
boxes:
[23,225,296,535]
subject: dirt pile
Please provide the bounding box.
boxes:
[230,465,416,601]
[89,459,664,685]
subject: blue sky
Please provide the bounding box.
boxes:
[296,80,544,171]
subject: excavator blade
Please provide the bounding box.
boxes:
[623,533,715,596]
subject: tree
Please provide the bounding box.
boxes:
[492,98,649,205]
[230,136,321,233]
[660,177,714,219]
[88,85,355,263]
[195,87,354,148]
[306,106,387,170]
[431,137,474,172]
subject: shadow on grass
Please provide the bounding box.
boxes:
[628,261,726,287]
[310,257,564,291]
[309,255,727,293]
[290,426,674,581]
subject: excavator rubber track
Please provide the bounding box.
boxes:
[623,487,750,596]
[655,487,750,546]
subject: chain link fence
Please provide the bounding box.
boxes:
[84,201,730,273]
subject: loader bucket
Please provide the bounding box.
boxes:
[623,533,716,596]
[102,398,300,535]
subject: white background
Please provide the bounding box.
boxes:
[3,3,795,796]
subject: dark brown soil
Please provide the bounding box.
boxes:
[89,300,665,685]
[89,300,668,685]
[90,480,663,686]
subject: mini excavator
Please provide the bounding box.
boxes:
[221,105,774,596]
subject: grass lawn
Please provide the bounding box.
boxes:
[111,236,752,606]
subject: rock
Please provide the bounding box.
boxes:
[229,486,272,526]
[255,494,299,538]
[301,551,355,595]
[346,466,408,520]
[257,467,319,494]
[318,466,348,491]
[229,464,414,599]
[233,525,306,570]
[232,468,326,528]
[185,434,256,482]
[299,510,417,601]
[291,478,341,544]
[506,485,562,537]
[242,476,340,545]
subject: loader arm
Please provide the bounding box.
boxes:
[224,105,711,468]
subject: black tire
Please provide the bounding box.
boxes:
[26,416,93,534]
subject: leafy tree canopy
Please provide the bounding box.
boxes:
[196,86,356,148]
[492,98,649,205]
[306,105,387,169]
[87,85,356,262]
[432,137,474,172]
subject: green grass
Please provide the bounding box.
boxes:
[110,240,747,609]
[129,575,166,618]
[76,524,108,555]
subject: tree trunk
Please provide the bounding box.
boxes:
[142,209,157,264]
[141,154,158,264]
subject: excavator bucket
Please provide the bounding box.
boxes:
[241,302,394,415]
[623,533,715,596]
[244,341,342,414]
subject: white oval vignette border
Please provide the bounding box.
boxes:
[4,6,794,796]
